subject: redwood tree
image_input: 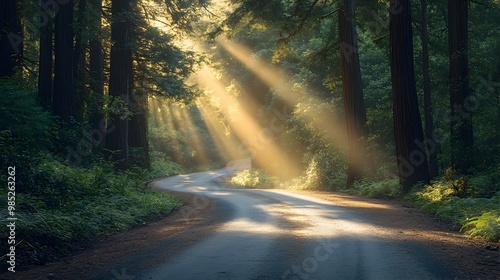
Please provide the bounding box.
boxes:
[105,0,133,169]
[73,0,88,121]
[53,0,76,120]
[420,0,438,178]
[88,0,105,132]
[389,0,430,192]
[448,0,473,173]
[38,1,53,109]
[129,89,150,168]
[0,0,23,78]
[338,0,369,187]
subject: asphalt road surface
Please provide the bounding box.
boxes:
[100,163,456,280]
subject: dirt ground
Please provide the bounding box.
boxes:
[1,187,499,280]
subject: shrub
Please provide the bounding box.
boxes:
[353,179,401,198]
[230,169,277,189]
[149,150,183,179]
[411,173,500,241]
[299,147,347,190]
[461,210,500,242]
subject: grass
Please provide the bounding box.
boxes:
[0,155,183,267]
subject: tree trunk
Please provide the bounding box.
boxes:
[420,0,438,178]
[105,0,133,170]
[129,90,150,168]
[0,0,23,78]
[389,0,430,192]
[89,0,105,133]
[338,0,369,187]
[53,0,76,121]
[38,4,53,109]
[73,0,87,121]
[448,0,473,173]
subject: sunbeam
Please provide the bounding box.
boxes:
[216,37,350,158]
[196,67,302,178]
[178,106,211,166]
[197,100,245,162]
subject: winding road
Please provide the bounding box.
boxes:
[109,162,456,280]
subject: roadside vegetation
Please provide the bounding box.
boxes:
[0,82,220,268]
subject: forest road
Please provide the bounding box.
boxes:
[105,160,459,280]
[10,159,498,280]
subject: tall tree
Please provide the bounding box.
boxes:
[53,0,76,121]
[389,0,430,192]
[88,0,105,132]
[129,1,149,169]
[38,1,53,109]
[106,0,133,169]
[338,0,369,187]
[448,0,473,173]
[129,89,150,168]
[0,0,23,78]
[73,0,88,121]
[420,0,438,178]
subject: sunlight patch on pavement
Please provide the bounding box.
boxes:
[218,217,283,235]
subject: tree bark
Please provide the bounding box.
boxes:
[129,90,150,168]
[73,0,87,121]
[389,0,430,192]
[89,0,105,133]
[0,0,23,78]
[53,0,76,121]
[448,0,473,173]
[420,0,438,178]
[38,3,53,109]
[338,0,369,187]
[106,0,133,170]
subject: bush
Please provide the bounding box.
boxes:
[230,169,277,189]
[149,150,183,179]
[411,173,500,242]
[352,179,401,199]
[297,147,347,190]
[462,210,500,242]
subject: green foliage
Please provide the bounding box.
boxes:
[149,150,183,179]
[298,147,347,190]
[0,155,182,266]
[410,170,500,242]
[352,179,402,199]
[462,211,500,242]
[0,81,52,155]
[0,82,184,267]
[230,169,277,189]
